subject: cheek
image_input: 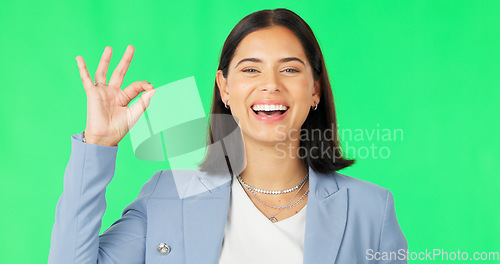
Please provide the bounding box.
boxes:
[226,85,250,115]
[287,79,313,100]
[229,75,254,91]
[287,80,313,119]
[227,78,255,105]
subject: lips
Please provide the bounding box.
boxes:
[249,99,290,122]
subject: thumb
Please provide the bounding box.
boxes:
[128,89,156,126]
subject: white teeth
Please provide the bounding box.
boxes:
[251,104,289,111]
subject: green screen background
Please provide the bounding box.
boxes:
[1,0,498,262]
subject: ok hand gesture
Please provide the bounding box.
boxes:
[76,45,155,146]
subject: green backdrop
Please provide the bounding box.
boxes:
[0,0,498,263]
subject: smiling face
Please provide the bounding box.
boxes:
[216,25,321,145]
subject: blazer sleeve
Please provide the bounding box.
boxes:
[48,132,161,264]
[377,190,408,264]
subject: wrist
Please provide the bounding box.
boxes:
[83,131,118,147]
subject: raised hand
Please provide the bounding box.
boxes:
[76,45,155,146]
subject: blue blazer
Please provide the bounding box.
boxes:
[49,132,408,263]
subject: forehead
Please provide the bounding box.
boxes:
[232,26,307,65]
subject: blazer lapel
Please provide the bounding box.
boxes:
[303,167,348,264]
[182,170,232,264]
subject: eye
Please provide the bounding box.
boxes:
[283,68,299,73]
[242,68,259,73]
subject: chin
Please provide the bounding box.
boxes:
[242,128,289,145]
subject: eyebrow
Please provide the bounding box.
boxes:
[234,57,306,68]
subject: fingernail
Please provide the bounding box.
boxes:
[147,89,156,98]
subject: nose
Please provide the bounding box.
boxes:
[260,70,280,93]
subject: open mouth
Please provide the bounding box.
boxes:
[252,108,288,117]
[250,104,289,120]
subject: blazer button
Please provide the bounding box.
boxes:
[157,243,171,255]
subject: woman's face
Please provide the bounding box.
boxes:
[217,25,321,145]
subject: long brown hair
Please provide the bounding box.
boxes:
[197,8,354,175]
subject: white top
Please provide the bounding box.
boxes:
[218,174,307,264]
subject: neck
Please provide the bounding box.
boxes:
[238,135,308,191]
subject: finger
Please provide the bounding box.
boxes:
[122,81,154,104]
[109,45,135,88]
[95,46,112,85]
[76,56,94,89]
[128,89,156,128]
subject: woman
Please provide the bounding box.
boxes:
[49,8,407,264]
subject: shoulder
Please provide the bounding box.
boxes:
[334,172,389,197]
[332,172,392,216]
[331,172,408,250]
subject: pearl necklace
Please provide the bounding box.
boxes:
[236,172,309,194]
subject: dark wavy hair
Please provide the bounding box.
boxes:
[197,8,354,175]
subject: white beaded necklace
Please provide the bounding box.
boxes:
[236,172,309,194]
